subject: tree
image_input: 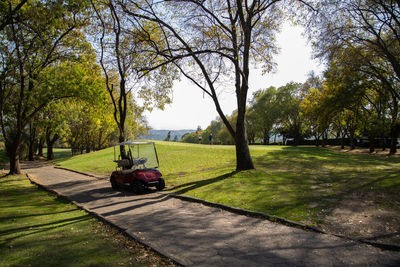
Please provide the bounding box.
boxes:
[0,0,27,32]
[205,118,229,145]
[118,0,316,170]
[274,83,305,146]
[311,0,400,86]
[322,45,398,153]
[38,60,106,159]
[301,87,325,146]
[305,0,400,153]
[90,0,176,158]
[181,132,197,143]
[65,101,110,154]
[248,87,282,145]
[0,0,91,174]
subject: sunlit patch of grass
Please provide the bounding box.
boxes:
[45,148,74,163]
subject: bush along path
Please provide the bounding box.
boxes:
[24,163,400,267]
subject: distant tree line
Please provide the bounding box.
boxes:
[183,72,399,154]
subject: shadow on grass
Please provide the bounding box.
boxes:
[0,173,10,179]
[168,171,238,195]
[0,209,80,221]
[0,215,90,237]
[0,214,91,248]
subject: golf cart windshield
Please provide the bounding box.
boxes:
[114,141,159,169]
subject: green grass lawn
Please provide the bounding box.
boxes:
[45,148,74,161]
[0,175,174,267]
[57,141,400,226]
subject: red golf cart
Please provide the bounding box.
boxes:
[110,141,165,194]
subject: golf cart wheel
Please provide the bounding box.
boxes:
[110,176,119,189]
[156,178,165,191]
[131,180,145,194]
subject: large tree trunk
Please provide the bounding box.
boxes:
[8,149,21,175]
[235,130,254,171]
[314,133,320,147]
[28,142,35,161]
[6,137,22,175]
[235,112,254,171]
[46,127,59,161]
[389,122,399,154]
[46,145,54,161]
[340,130,346,149]
[118,128,128,160]
[293,123,301,146]
[381,115,386,151]
[38,137,44,157]
[389,94,399,155]
[369,135,375,153]
[322,130,328,148]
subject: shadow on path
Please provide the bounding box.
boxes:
[168,171,237,195]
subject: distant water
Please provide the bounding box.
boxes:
[139,129,196,141]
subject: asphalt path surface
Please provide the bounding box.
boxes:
[25,164,400,266]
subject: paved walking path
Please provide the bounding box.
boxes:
[25,164,400,266]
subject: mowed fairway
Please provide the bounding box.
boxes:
[58,141,400,226]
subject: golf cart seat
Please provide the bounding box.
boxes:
[115,159,131,168]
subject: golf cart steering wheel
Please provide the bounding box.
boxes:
[137,157,147,165]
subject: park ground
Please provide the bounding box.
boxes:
[56,142,400,245]
[1,143,399,266]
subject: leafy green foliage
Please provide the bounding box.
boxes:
[301,0,400,152]
[0,0,96,173]
[247,82,306,145]
[90,0,177,146]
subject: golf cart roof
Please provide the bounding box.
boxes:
[115,141,154,146]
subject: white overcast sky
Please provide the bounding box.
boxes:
[144,22,324,130]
